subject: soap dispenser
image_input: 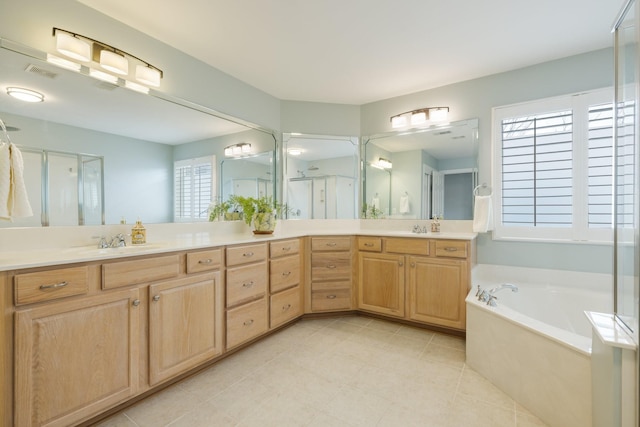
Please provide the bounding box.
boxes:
[131,219,146,245]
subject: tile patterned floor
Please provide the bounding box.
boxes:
[96,315,548,427]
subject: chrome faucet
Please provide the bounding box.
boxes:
[412,224,427,234]
[97,233,127,248]
[488,283,518,294]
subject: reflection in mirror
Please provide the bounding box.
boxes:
[283,134,359,219]
[363,119,478,220]
[221,151,275,200]
[0,39,276,227]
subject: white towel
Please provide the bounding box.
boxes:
[5,144,33,219]
[0,143,10,220]
[399,195,410,214]
[473,195,493,233]
[372,197,380,210]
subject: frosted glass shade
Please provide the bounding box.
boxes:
[429,108,449,122]
[100,50,128,75]
[56,32,91,62]
[136,65,161,87]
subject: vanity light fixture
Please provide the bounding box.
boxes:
[52,28,163,88]
[6,87,45,103]
[224,143,252,157]
[89,68,118,84]
[124,80,150,94]
[390,107,450,129]
[46,54,82,72]
[376,157,393,169]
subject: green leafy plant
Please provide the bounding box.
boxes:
[228,195,290,226]
[208,197,241,221]
[361,203,384,219]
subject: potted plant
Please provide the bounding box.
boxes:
[229,195,289,234]
[208,197,241,221]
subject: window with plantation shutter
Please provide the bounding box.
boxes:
[174,156,216,221]
[493,88,614,243]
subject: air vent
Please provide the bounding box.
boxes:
[24,64,58,79]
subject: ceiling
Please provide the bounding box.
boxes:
[77,0,621,105]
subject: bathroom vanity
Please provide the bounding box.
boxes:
[0,227,475,426]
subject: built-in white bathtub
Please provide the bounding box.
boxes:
[466,264,612,427]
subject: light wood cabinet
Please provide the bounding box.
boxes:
[226,297,268,350]
[358,252,405,318]
[269,239,303,329]
[407,256,468,330]
[308,236,354,312]
[15,288,141,427]
[148,272,223,386]
[356,236,473,331]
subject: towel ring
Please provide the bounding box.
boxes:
[473,183,492,196]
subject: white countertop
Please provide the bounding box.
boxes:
[585,311,637,350]
[0,219,477,270]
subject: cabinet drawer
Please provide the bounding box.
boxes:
[103,255,180,289]
[358,237,382,252]
[311,236,351,251]
[227,262,267,307]
[226,243,268,266]
[270,239,300,258]
[311,252,352,280]
[14,266,89,305]
[186,248,222,273]
[270,256,300,293]
[385,238,429,256]
[270,285,302,328]
[311,279,352,292]
[311,288,351,311]
[434,240,468,258]
[226,297,268,349]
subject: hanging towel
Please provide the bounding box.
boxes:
[399,194,410,214]
[372,196,380,210]
[0,143,10,220]
[473,195,493,233]
[8,143,33,218]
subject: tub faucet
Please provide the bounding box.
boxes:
[488,283,518,294]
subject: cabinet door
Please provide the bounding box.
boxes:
[15,288,140,427]
[358,252,405,317]
[408,256,468,330]
[149,272,223,386]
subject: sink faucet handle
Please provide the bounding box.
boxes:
[486,294,498,306]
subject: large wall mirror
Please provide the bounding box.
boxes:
[362,118,479,220]
[0,39,276,227]
[282,133,359,219]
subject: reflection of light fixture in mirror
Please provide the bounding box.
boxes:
[99,49,128,75]
[52,28,163,87]
[224,142,252,157]
[55,31,91,62]
[46,54,81,71]
[391,107,449,128]
[6,87,45,103]
[89,68,118,84]
[376,157,392,169]
[287,148,303,156]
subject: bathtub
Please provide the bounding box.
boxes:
[466,264,612,427]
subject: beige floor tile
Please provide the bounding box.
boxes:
[93,413,138,427]
[446,393,516,427]
[323,384,392,426]
[457,366,515,410]
[335,314,372,327]
[431,332,466,351]
[123,385,201,427]
[237,392,320,427]
[516,404,549,426]
[421,342,467,368]
[395,324,436,342]
[307,411,358,427]
[206,377,275,421]
[168,403,237,427]
[363,317,402,333]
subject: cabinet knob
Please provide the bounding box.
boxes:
[39,281,68,290]
[198,259,213,264]
[243,281,254,288]
[282,246,291,252]
[282,271,291,277]
[243,252,254,257]
[399,261,404,266]
[326,265,336,269]
[243,319,254,326]
[411,262,415,268]
[282,304,291,311]
[132,299,141,307]
[326,294,337,299]
[152,295,161,302]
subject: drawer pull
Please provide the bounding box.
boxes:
[242,281,254,288]
[364,243,374,247]
[198,259,213,264]
[132,299,141,307]
[326,265,337,269]
[39,281,68,290]
[443,247,458,252]
[282,271,291,277]
[326,242,337,247]
[243,319,254,326]
[243,252,254,257]
[326,294,337,299]
[282,303,291,311]
[281,246,291,252]
[153,295,161,302]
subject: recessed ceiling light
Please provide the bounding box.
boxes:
[6,87,45,103]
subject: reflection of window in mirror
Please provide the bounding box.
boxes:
[174,156,216,221]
